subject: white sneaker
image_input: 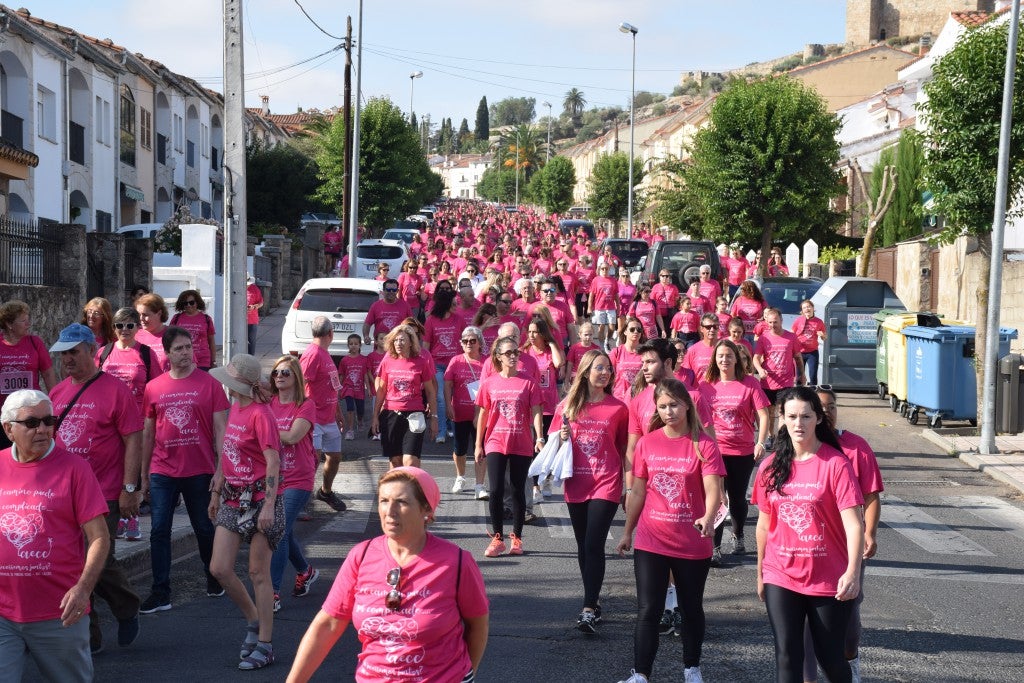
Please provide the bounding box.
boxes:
[684,666,703,683]
[616,671,648,683]
[475,485,489,500]
[532,487,544,505]
[451,476,466,494]
[344,430,355,441]
[434,434,446,444]
[541,477,552,498]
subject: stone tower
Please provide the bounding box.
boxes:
[846,0,996,45]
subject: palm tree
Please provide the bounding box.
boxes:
[499,124,545,182]
[563,88,586,118]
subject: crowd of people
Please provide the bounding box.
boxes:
[0,200,881,682]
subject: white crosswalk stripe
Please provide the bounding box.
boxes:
[881,494,994,556]
[950,495,1024,543]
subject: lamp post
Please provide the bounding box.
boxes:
[543,101,552,163]
[514,128,520,207]
[409,70,423,123]
[619,21,637,239]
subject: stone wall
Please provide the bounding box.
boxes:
[846,0,994,45]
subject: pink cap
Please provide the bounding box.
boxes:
[393,466,440,513]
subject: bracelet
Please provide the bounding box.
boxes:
[536,437,545,443]
[211,489,222,494]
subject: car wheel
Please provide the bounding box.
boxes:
[679,263,702,287]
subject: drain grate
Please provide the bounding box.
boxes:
[884,479,962,487]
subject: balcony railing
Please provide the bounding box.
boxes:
[69,122,86,165]
[157,133,167,164]
[1,110,24,148]
[186,140,195,168]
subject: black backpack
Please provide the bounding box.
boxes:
[99,342,153,382]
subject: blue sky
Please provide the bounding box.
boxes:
[33,0,847,126]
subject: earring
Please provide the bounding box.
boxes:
[423,516,429,521]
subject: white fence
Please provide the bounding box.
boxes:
[717,239,821,277]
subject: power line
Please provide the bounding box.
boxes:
[191,45,344,83]
[292,0,344,41]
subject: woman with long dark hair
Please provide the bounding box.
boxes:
[753,387,864,683]
[424,288,464,444]
[171,290,217,370]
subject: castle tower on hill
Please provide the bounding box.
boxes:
[846,0,995,45]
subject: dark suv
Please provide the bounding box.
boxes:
[599,238,649,270]
[635,240,722,290]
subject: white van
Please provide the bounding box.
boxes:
[116,223,164,239]
[352,239,409,280]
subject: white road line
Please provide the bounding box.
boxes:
[951,495,1024,543]
[881,495,994,556]
[733,563,1024,585]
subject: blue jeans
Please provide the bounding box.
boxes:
[247,323,258,355]
[802,351,820,386]
[0,616,91,683]
[149,473,216,598]
[271,488,312,593]
[435,364,453,435]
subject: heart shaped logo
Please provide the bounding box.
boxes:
[165,405,192,431]
[576,432,601,460]
[497,400,517,423]
[0,511,44,551]
[438,332,454,349]
[778,501,814,534]
[58,418,86,446]
[222,440,241,467]
[650,472,682,503]
[393,378,411,396]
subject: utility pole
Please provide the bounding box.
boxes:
[347,0,362,254]
[341,17,352,252]
[222,0,247,361]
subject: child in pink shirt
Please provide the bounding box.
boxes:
[338,334,372,440]
[670,297,701,348]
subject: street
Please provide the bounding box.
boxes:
[77,312,1024,683]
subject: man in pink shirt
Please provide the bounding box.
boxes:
[301,317,347,513]
[726,246,749,298]
[49,323,143,653]
[753,308,805,437]
[362,279,412,341]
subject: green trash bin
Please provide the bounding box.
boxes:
[874,308,910,400]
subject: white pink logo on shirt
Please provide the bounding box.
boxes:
[0,511,43,551]
[165,405,193,431]
[650,472,682,503]
[360,616,425,665]
[59,418,86,446]
[393,378,411,396]
[222,439,241,467]
[576,432,601,461]
[778,501,814,534]
[438,332,454,349]
[497,400,518,423]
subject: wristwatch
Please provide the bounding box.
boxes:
[122,484,138,493]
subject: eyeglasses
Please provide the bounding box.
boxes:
[184,300,198,307]
[385,567,402,611]
[541,288,556,294]
[383,288,398,293]
[114,322,138,330]
[499,298,513,304]
[271,368,293,378]
[378,268,389,272]
[659,274,671,278]
[702,324,717,330]
[10,415,58,429]
[499,349,521,358]
[627,327,642,333]
[460,338,479,345]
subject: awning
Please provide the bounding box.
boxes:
[121,182,145,202]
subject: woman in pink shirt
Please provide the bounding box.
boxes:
[171,289,217,370]
[615,268,637,346]
[609,317,645,403]
[729,280,766,340]
[615,379,725,683]
[551,350,628,635]
[445,326,487,500]
[136,293,171,372]
[651,269,680,336]
[752,387,864,683]
[0,300,57,449]
[371,325,438,468]
[288,467,489,682]
[670,297,701,348]
[628,286,663,340]
[792,300,827,386]
[397,262,425,318]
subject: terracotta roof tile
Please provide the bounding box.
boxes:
[953,10,992,27]
[0,139,40,168]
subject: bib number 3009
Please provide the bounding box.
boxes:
[0,371,31,394]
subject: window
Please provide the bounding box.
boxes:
[36,85,56,141]
[95,96,111,145]
[140,108,152,150]
[95,210,112,233]
[120,85,136,166]
[173,114,183,152]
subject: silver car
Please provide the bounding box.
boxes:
[281,277,382,357]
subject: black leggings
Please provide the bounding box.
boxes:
[566,499,619,609]
[633,549,711,673]
[487,453,530,537]
[714,454,755,547]
[764,583,853,683]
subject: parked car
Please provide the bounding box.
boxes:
[300,212,341,228]
[351,238,409,279]
[281,277,382,357]
[633,239,722,290]
[599,238,649,271]
[732,276,824,330]
[116,223,164,239]
[558,219,596,240]
[382,227,422,246]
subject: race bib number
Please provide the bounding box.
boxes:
[0,370,31,395]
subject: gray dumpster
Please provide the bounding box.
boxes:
[810,277,905,390]
[997,353,1024,434]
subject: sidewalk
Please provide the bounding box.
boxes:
[922,429,1024,496]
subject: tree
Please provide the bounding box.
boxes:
[633,91,656,109]
[476,166,518,204]
[490,97,536,127]
[563,88,587,120]
[530,156,577,214]
[498,124,545,184]
[684,76,843,275]
[474,96,489,140]
[877,130,926,246]
[457,118,471,153]
[314,97,440,232]
[920,17,1024,425]
[246,140,324,229]
[650,155,706,234]
[851,158,897,276]
[587,152,645,231]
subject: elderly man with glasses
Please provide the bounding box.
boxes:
[363,279,413,342]
[0,389,110,682]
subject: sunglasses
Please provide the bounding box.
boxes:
[541,288,556,294]
[499,349,521,358]
[184,300,198,307]
[460,338,479,345]
[271,368,293,378]
[627,327,642,333]
[383,288,398,293]
[114,322,138,330]
[817,384,833,391]
[385,567,402,611]
[11,415,58,429]
[659,274,671,278]
[702,324,717,330]
[499,298,513,304]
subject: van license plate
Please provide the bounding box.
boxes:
[333,323,355,332]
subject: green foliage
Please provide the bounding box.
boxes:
[683,76,843,254]
[490,97,536,127]
[246,140,324,229]
[920,20,1024,239]
[587,152,645,228]
[475,96,489,140]
[314,97,439,232]
[771,55,804,73]
[650,156,705,234]
[875,130,926,246]
[820,244,858,263]
[496,125,545,184]
[476,166,518,203]
[633,91,656,108]
[154,205,221,256]
[563,88,587,119]
[530,156,576,214]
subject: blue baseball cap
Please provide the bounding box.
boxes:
[50,323,96,352]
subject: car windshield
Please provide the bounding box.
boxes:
[297,289,379,313]
[761,281,822,315]
[658,245,711,270]
[609,242,649,267]
[357,245,404,260]
[382,230,415,244]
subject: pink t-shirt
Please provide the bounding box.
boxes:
[524,345,558,415]
[627,384,714,437]
[379,355,433,412]
[269,397,317,492]
[171,311,215,367]
[837,430,885,496]
[699,376,770,455]
[609,345,642,403]
[683,342,716,382]
[143,369,231,478]
[0,446,108,623]
[687,293,711,317]
[730,297,765,335]
[651,283,680,316]
[528,300,574,343]
[629,300,660,339]
[716,311,732,337]
[590,276,618,311]
[575,264,596,293]
[632,430,726,559]
[323,534,488,683]
[792,316,826,353]
[96,343,162,414]
[698,278,722,302]
[755,330,801,390]
[444,354,484,423]
[551,395,628,504]
[424,313,466,367]
[221,401,280,504]
[51,372,144,500]
[300,344,341,424]
[135,328,169,372]
[339,353,372,400]
[366,299,414,337]
[480,353,540,383]
[397,272,424,310]
[671,310,700,335]
[246,284,264,325]
[0,334,52,410]
[476,373,542,456]
[617,282,637,314]
[568,342,599,373]
[367,350,385,382]
[727,257,749,286]
[751,446,864,596]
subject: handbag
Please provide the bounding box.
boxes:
[407,411,426,433]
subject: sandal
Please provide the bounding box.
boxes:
[239,623,259,659]
[239,642,274,670]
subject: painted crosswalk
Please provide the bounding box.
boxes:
[881,495,994,556]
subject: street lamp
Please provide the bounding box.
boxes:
[620,21,637,239]
[543,101,552,163]
[409,71,423,123]
[514,128,520,207]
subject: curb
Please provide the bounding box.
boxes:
[117,523,202,582]
[958,451,1024,497]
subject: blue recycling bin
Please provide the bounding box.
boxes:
[903,325,1018,428]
